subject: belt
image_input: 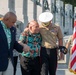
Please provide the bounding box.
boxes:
[50,46,58,49]
[24,56,39,60]
[41,47,57,50]
[42,46,58,49]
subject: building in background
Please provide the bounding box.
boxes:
[0,0,75,36]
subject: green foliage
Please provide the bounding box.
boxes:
[61,0,76,6]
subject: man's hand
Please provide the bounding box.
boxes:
[23,44,30,53]
[18,41,30,53]
[59,46,68,54]
[35,48,38,53]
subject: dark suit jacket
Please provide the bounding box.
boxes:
[0,21,23,71]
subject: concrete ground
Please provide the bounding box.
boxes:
[16,62,75,75]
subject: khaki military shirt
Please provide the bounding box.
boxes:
[40,24,63,48]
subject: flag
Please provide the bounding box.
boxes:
[69,20,76,74]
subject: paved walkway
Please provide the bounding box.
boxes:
[16,62,75,75]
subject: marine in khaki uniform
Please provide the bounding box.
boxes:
[39,12,63,75]
[40,24,63,48]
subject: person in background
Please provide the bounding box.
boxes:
[0,12,30,75]
[66,35,72,69]
[13,22,29,75]
[39,12,63,75]
[13,24,22,75]
[19,20,42,75]
[66,35,72,54]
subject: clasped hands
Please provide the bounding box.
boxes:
[18,41,30,53]
[18,41,39,54]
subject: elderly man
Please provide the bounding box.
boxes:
[19,20,42,75]
[0,12,30,75]
[39,12,63,75]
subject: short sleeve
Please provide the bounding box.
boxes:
[57,26,63,39]
[19,34,26,43]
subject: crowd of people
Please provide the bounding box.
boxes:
[0,11,69,75]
